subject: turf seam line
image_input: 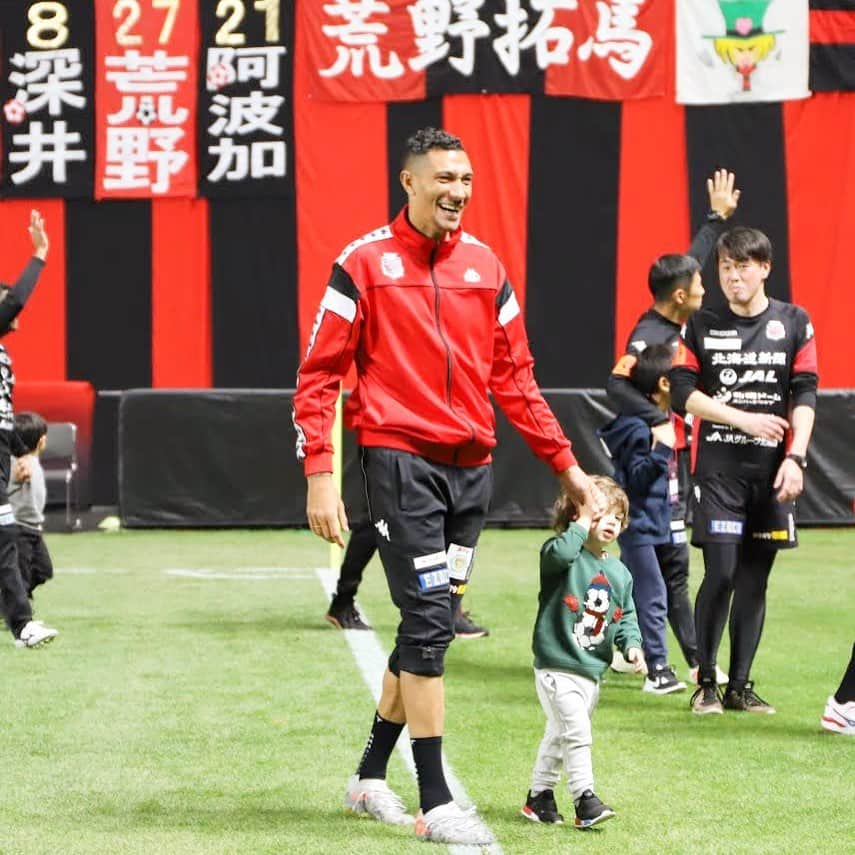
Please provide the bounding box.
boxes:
[316,567,504,855]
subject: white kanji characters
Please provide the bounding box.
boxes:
[527,0,577,69]
[408,0,490,75]
[577,0,651,80]
[494,0,577,76]
[108,94,188,126]
[9,49,85,116]
[103,127,188,194]
[103,50,192,193]
[208,92,285,137]
[207,138,286,182]
[8,121,86,185]
[320,0,404,78]
[105,50,189,93]
[206,46,287,91]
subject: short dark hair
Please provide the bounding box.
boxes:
[630,343,673,398]
[717,226,772,264]
[552,474,629,534]
[647,254,701,301]
[14,411,47,453]
[402,127,464,168]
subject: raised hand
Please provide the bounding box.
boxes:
[707,169,741,220]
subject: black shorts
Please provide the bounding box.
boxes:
[690,474,797,549]
[361,447,491,676]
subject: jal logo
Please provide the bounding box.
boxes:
[765,320,785,341]
[720,368,738,386]
[463,268,481,283]
[381,253,404,280]
[738,369,776,384]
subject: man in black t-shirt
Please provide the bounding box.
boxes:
[671,226,818,716]
[607,170,739,680]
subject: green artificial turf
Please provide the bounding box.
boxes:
[1,528,852,854]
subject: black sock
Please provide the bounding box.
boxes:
[411,736,452,814]
[834,643,855,704]
[356,712,404,780]
[450,592,463,619]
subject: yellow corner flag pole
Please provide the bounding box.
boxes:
[329,384,344,571]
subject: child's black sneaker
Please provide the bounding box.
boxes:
[520,789,564,824]
[722,681,776,714]
[574,790,615,829]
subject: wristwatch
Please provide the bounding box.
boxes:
[706,210,726,223]
[786,452,807,470]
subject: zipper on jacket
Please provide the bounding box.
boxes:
[430,245,454,406]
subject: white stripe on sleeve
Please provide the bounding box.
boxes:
[498,292,520,327]
[320,286,357,323]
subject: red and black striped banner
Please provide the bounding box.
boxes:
[810,0,855,91]
[3,1,855,399]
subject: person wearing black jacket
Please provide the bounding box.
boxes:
[606,170,739,681]
[0,210,58,649]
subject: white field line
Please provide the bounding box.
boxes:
[316,567,503,855]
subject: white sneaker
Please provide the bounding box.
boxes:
[610,649,635,673]
[14,620,58,649]
[689,665,729,686]
[642,664,687,695]
[821,696,855,735]
[414,801,496,845]
[344,775,414,825]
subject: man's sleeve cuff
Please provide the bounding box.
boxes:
[304,454,333,476]
[550,447,578,474]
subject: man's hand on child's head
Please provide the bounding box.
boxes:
[626,647,647,676]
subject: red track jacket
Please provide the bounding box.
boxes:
[293,208,576,476]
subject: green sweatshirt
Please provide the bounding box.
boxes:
[532,522,643,682]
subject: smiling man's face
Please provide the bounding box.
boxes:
[401,148,473,241]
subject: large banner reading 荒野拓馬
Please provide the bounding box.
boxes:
[0,0,95,197]
[304,0,666,102]
[198,0,293,198]
[94,0,198,198]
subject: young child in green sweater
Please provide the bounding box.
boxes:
[522,475,646,830]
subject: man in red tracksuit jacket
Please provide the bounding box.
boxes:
[293,127,600,846]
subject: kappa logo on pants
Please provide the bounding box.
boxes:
[375,519,390,541]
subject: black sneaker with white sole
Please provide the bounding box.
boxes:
[722,681,776,714]
[454,610,489,639]
[325,596,372,630]
[521,789,564,824]
[691,679,724,715]
[643,664,687,695]
[574,790,615,829]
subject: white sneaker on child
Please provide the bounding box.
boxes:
[14,620,58,648]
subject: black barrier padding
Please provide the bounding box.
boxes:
[118,389,855,528]
[119,390,305,528]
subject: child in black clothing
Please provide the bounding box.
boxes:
[9,412,54,598]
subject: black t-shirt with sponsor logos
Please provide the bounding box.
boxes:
[671,298,818,479]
